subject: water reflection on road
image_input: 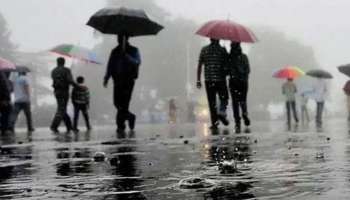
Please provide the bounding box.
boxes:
[0,120,350,199]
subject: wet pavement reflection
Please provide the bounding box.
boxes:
[1,120,350,199]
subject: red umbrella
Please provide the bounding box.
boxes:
[0,57,16,71]
[196,20,258,43]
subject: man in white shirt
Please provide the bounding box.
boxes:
[10,71,34,132]
[312,78,327,127]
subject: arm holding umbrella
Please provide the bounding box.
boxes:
[103,50,115,88]
[196,49,205,89]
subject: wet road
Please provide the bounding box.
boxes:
[1,120,350,199]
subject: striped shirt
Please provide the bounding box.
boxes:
[72,84,90,105]
[199,43,228,82]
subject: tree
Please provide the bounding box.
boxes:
[247,26,320,118]
[0,12,16,60]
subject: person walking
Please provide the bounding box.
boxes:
[104,34,140,132]
[0,71,12,134]
[10,71,34,132]
[50,57,76,133]
[300,91,310,124]
[196,38,229,130]
[227,42,251,133]
[168,98,177,124]
[344,80,350,121]
[313,78,327,127]
[282,78,299,128]
[72,76,91,132]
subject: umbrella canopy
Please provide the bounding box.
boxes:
[196,20,258,43]
[0,57,16,71]
[15,66,31,73]
[273,66,305,79]
[87,7,164,36]
[306,69,333,79]
[50,44,101,64]
[338,64,350,77]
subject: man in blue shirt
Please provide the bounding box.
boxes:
[104,34,141,132]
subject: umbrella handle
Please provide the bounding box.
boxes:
[122,36,126,52]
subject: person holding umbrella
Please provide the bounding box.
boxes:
[227,42,251,133]
[0,71,12,134]
[87,7,163,132]
[196,19,257,131]
[273,66,304,128]
[343,79,350,121]
[10,68,35,133]
[50,57,77,133]
[104,34,140,132]
[196,38,229,129]
[306,69,332,128]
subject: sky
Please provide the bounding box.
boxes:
[1,0,350,108]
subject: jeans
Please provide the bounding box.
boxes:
[316,102,324,126]
[0,102,11,133]
[204,81,229,126]
[10,102,34,131]
[229,79,250,127]
[73,104,91,130]
[286,101,299,126]
[301,105,309,124]
[50,91,72,131]
[113,79,136,130]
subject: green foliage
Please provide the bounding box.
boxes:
[0,12,16,60]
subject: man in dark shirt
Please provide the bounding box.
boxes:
[227,42,251,133]
[104,35,141,132]
[0,71,11,134]
[197,38,229,129]
[50,57,76,133]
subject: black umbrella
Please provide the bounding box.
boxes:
[87,7,164,36]
[306,69,333,79]
[338,64,350,77]
[1,66,30,73]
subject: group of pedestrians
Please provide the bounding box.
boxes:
[281,78,327,128]
[197,38,250,133]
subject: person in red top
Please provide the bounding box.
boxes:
[343,80,350,121]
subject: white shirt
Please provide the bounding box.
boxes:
[13,75,30,103]
[312,79,327,102]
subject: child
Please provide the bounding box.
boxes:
[72,76,91,132]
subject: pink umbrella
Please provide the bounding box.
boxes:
[196,20,258,43]
[0,57,16,71]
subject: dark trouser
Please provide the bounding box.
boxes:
[0,102,11,133]
[73,104,91,130]
[50,91,72,131]
[316,102,324,126]
[204,81,229,126]
[113,79,136,130]
[229,79,250,127]
[10,102,34,131]
[286,101,299,126]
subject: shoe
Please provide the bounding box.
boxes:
[218,114,229,126]
[116,128,125,134]
[235,126,241,134]
[72,128,80,133]
[128,114,136,130]
[50,127,59,134]
[28,128,35,132]
[243,117,250,126]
